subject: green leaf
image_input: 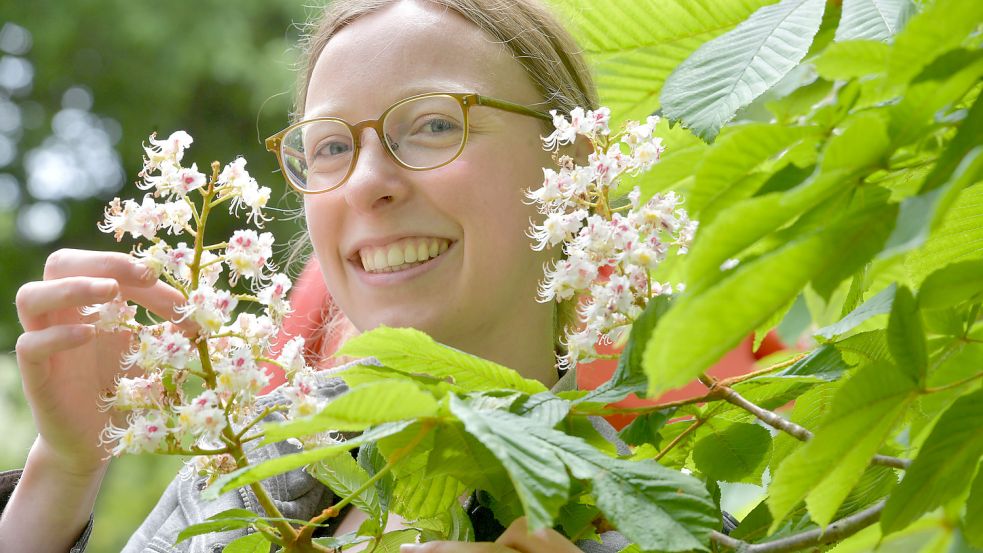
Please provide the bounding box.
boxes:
[886,0,983,86]
[888,49,983,149]
[920,259,983,310]
[336,326,547,394]
[371,529,420,552]
[919,89,983,196]
[686,123,818,220]
[450,397,718,550]
[511,392,570,428]
[771,344,848,381]
[222,532,270,553]
[692,422,772,483]
[358,441,396,515]
[881,389,983,535]
[660,0,826,141]
[263,381,438,441]
[906,178,983,285]
[647,193,893,396]
[814,39,889,80]
[683,113,888,296]
[414,504,475,542]
[590,458,719,552]
[768,360,918,528]
[834,0,905,42]
[309,452,380,519]
[426,422,510,494]
[964,461,983,548]
[880,150,983,260]
[815,283,896,340]
[208,421,413,498]
[835,329,891,366]
[618,409,673,447]
[174,509,259,544]
[887,286,927,382]
[448,396,571,530]
[550,0,778,124]
[377,424,468,519]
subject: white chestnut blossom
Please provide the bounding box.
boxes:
[175,285,238,334]
[98,196,164,242]
[216,157,271,227]
[225,229,274,284]
[80,295,137,331]
[528,108,697,368]
[140,130,193,178]
[175,390,228,443]
[101,411,169,456]
[258,273,293,323]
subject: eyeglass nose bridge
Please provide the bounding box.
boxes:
[347,117,404,170]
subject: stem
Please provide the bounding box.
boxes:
[655,418,703,461]
[718,353,810,386]
[235,406,282,441]
[923,371,983,394]
[701,376,910,470]
[711,501,885,552]
[292,421,436,548]
[203,242,229,251]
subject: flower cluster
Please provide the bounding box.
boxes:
[88,131,313,482]
[528,111,697,368]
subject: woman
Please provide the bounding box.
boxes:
[0,0,615,550]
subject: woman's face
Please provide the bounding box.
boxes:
[303,0,557,355]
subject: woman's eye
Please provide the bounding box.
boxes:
[414,116,460,135]
[315,140,351,157]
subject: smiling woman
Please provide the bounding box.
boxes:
[0,0,632,551]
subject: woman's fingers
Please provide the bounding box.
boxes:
[42,248,156,285]
[400,543,516,553]
[15,324,96,383]
[495,517,582,553]
[16,277,119,330]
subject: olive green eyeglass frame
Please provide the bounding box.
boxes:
[264,91,553,194]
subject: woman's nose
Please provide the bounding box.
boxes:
[342,128,409,213]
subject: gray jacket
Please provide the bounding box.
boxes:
[1,364,631,552]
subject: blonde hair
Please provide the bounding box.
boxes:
[294,0,596,359]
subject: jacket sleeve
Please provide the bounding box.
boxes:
[0,469,93,553]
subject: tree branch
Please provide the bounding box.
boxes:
[699,377,910,470]
[711,501,884,552]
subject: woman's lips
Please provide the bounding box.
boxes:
[350,239,457,285]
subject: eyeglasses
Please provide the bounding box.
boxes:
[265,92,552,194]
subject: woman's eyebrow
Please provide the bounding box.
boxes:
[304,82,481,119]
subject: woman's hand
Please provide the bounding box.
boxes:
[400,517,582,553]
[13,249,186,476]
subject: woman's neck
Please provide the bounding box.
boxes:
[440,318,559,389]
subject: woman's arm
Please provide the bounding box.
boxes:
[0,438,106,552]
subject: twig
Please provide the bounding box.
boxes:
[654,418,703,461]
[718,352,810,386]
[700,376,910,470]
[710,501,885,552]
[923,370,983,394]
[702,376,811,441]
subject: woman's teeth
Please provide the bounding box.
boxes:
[359,237,450,273]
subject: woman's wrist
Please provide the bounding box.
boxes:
[0,436,108,551]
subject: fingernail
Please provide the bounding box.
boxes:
[74,325,96,339]
[137,265,157,283]
[400,545,422,552]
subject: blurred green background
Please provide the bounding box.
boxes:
[0,1,314,550]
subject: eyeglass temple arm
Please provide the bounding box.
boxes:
[475,95,553,122]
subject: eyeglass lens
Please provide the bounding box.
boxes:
[281,94,467,192]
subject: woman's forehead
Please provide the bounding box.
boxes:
[305,0,529,117]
